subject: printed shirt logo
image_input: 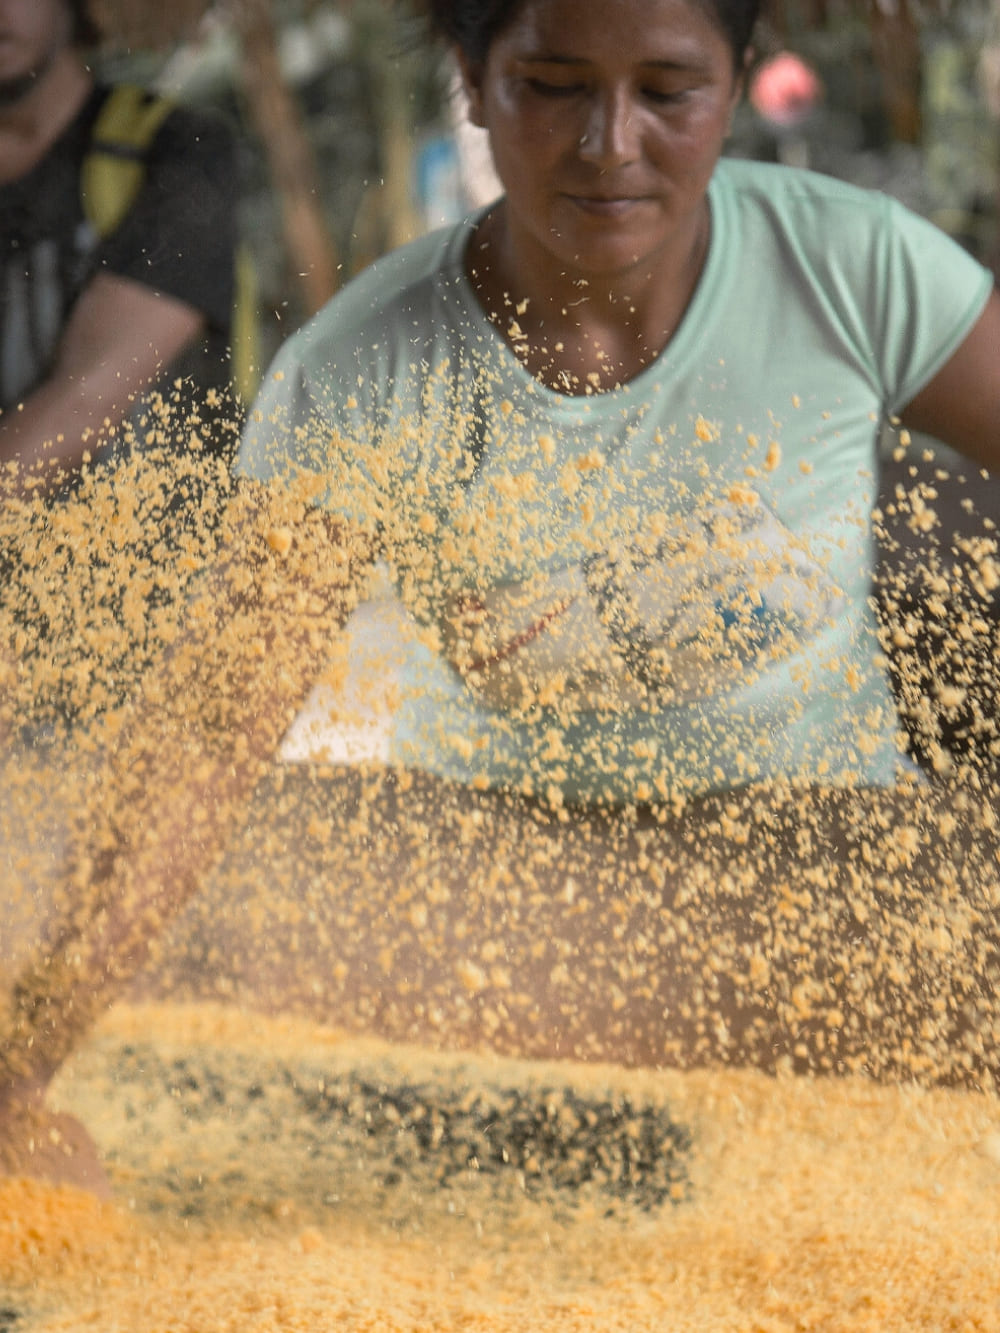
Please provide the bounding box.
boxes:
[441,491,845,713]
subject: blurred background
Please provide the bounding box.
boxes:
[85,0,1000,374]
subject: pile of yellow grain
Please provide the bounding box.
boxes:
[2,1001,999,1332]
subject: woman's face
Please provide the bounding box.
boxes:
[461,0,744,286]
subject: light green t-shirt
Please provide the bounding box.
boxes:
[240,160,992,804]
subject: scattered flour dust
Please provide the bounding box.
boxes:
[1,403,1000,1329]
[1,1001,999,1332]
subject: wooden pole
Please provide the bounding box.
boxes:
[866,0,924,144]
[230,0,341,316]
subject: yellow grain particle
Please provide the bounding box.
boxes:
[574,449,605,472]
[936,683,966,709]
[537,434,556,463]
[456,958,487,993]
[265,526,293,555]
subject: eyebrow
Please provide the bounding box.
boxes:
[517,53,710,73]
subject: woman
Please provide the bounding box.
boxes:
[3,0,1000,1191]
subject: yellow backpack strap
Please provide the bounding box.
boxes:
[231,244,260,405]
[81,84,175,238]
[81,83,260,405]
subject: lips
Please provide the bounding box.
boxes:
[564,195,650,217]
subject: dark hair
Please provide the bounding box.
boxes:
[67,0,103,47]
[423,0,761,67]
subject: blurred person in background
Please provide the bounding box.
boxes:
[0,0,240,497]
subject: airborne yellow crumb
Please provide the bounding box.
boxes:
[265,526,293,555]
[2,324,999,1333]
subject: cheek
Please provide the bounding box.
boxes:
[493,85,579,143]
[652,110,732,175]
[490,110,567,177]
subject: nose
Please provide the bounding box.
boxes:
[578,87,639,167]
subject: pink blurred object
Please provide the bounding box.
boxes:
[750,53,823,129]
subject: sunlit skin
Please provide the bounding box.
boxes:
[459,0,745,387]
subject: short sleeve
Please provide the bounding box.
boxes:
[874,196,993,416]
[98,103,238,333]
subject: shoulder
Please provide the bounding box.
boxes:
[91,83,237,169]
[328,219,472,318]
[243,222,476,480]
[708,158,992,414]
[289,219,476,391]
[711,157,977,258]
[149,95,237,167]
[710,158,984,295]
[712,158,894,235]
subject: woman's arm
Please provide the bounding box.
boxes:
[0,272,208,497]
[899,287,1000,474]
[1,474,374,1102]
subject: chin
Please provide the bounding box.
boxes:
[562,241,663,280]
[546,219,673,278]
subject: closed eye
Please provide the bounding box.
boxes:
[642,86,694,105]
[526,77,585,97]
[525,78,695,105]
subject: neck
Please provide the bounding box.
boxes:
[0,50,93,185]
[466,200,711,394]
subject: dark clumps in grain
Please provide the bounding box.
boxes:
[105,1040,690,1213]
[295,1075,691,1211]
